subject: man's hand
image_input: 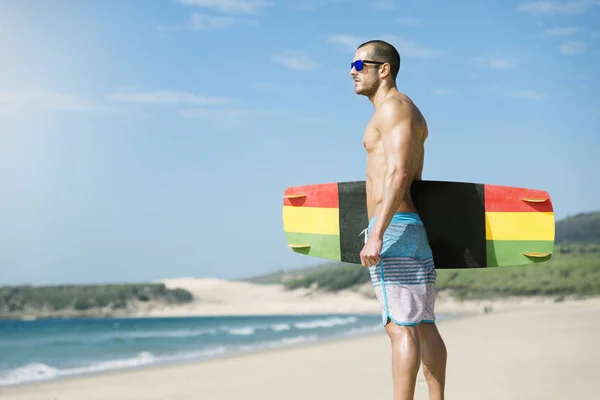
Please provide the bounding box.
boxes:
[360,234,383,267]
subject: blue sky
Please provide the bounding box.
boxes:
[1,0,598,286]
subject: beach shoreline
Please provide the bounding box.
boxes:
[0,308,459,394]
[0,310,457,389]
[3,296,599,400]
[0,318,389,391]
[3,276,599,398]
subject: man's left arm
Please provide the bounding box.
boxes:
[369,100,414,240]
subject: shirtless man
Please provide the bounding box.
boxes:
[351,40,447,400]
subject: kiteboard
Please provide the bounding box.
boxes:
[282,180,555,269]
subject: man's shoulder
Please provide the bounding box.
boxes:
[376,95,414,126]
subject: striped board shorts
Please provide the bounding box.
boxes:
[365,212,437,327]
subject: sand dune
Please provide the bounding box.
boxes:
[144,277,382,317]
[143,277,567,319]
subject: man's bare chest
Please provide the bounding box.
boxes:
[362,121,380,153]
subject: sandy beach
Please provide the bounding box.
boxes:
[134,277,580,318]
[2,292,598,400]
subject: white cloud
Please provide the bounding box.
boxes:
[180,107,250,119]
[271,50,317,71]
[163,0,267,36]
[491,85,546,100]
[107,90,228,105]
[179,0,273,13]
[506,89,546,100]
[328,34,445,58]
[558,40,588,55]
[517,0,600,16]
[543,27,584,36]
[328,35,363,52]
[0,89,232,118]
[189,13,235,30]
[381,36,445,58]
[473,56,518,70]
[489,57,518,70]
[432,89,455,96]
[0,89,112,117]
[0,90,93,110]
[158,12,258,33]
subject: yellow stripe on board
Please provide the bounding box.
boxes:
[282,206,339,235]
[485,212,555,241]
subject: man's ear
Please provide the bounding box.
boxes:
[379,63,391,79]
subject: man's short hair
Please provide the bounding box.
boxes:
[357,40,401,80]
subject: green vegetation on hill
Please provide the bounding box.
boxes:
[243,264,334,285]
[434,243,599,299]
[244,261,370,290]
[555,211,600,244]
[247,211,600,300]
[0,283,193,319]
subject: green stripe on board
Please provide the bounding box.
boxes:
[486,240,554,267]
[285,232,341,261]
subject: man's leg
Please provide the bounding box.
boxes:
[385,320,421,400]
[416,323,447,400]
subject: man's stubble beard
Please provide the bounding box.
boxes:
[356,77,380,98]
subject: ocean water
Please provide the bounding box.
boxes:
[0,313,398,387]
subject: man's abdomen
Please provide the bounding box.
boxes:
[366,178,418,220]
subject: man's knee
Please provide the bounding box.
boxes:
[416,323,448,358]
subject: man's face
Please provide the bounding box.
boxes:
[350,46,381,96]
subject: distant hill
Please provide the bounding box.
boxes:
[555,211,600,244]
[0,283,193,320]
[246,210,600,300]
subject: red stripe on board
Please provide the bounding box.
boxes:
[484,184,554,212]
[283,183,339,208]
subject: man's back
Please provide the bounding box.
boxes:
[363,91,428,220]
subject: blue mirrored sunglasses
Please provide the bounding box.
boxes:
[351,59,384,71]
